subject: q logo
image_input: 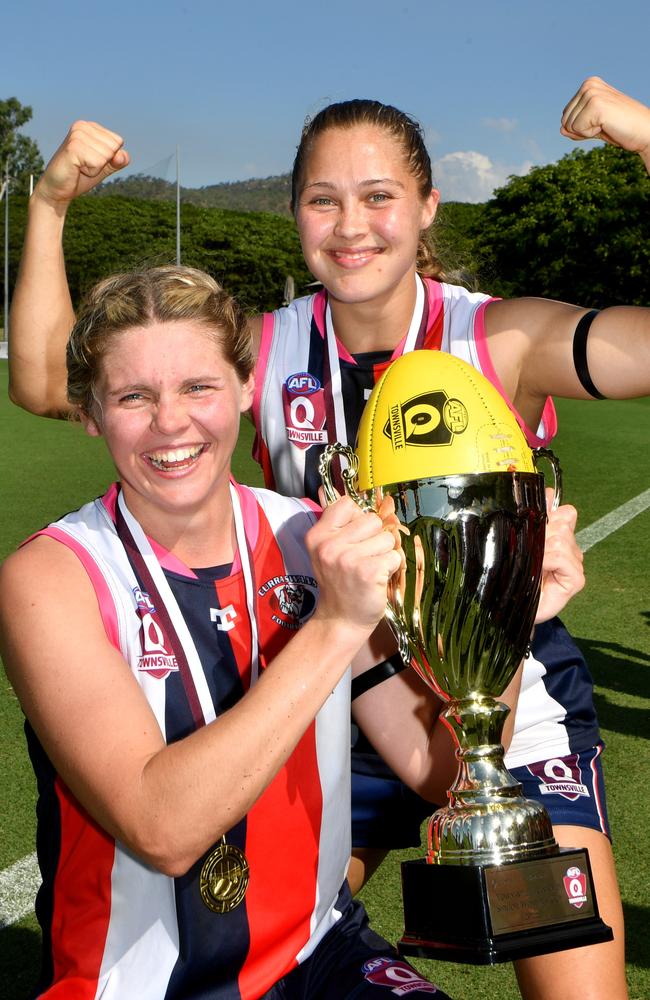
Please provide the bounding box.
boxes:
[282,372,327,450]
[383,390,468,448]
[563,866,588,909]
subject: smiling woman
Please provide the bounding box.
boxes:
[66,268,256,560]
[0,264,461,1000]
[6,76,648,1000]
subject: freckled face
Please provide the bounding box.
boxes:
[84,321,254,524]
[294,124,438,307]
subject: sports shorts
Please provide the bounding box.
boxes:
[351,744,610,849]
[351,759,435,848]
[509,743,611,838]
[266,890,450,998]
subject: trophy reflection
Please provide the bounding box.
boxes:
[319,351,612,964]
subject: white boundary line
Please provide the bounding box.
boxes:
[1,490,648,929]
[576,488,650,553]
[0,852,40,929]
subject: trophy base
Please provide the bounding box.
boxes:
[398,848,613,965]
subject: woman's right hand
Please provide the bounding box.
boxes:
[34,120,130,208]
[306,495,402,637]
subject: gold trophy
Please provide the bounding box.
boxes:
[319,351,612,963]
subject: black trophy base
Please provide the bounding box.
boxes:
[398,848,613,965]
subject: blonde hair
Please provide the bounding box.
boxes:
[67,265,253,415]
[291,99,445,279]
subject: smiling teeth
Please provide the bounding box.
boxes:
[148,445,203,469]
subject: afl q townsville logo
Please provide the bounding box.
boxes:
[383,389,468,451]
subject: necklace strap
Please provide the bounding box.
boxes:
[114,484,260,727]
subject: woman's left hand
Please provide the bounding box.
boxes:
[535,489,585,624]
[561,76,650,171]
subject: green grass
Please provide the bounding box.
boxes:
[1,365,648,998]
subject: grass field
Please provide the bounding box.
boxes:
[0,358,648,999]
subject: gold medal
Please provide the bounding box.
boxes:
[199,837,249,913]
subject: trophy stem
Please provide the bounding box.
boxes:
[427,696,558,866]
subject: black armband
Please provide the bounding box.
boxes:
[351,652,407,701]
[572,309,606,399]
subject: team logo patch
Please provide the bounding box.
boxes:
[527,755,589,801]
[210,604,238,632]
[362,956,438,994]
[382,390,468,451]
[133,587,179,679]
[258,574,317,631]
[563,866,588,909]
[283,372,328,450]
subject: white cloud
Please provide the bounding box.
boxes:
[481,116,518,133]
[432,150,533,203]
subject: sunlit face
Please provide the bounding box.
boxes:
[83,321,254,525]
[294,124,439,307]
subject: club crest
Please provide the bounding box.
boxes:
[133,587,179,679]
[258,573,317,630]
[283,371,328,450]
[382,390,468,451]
[527,755,589,801]
[362,956,438,994]
[563,866,588,909]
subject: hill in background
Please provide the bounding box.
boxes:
[94,173,293,216]
[95,174,482,231]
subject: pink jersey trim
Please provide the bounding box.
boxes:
[233,481,260,558]
[35,525,121,650]
[101,483,199,578]
[474,300,557,447]
[253,313,276,434]
[104,481,258,579]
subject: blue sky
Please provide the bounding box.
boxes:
[4,0,650,201]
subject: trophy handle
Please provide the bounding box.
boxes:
[318,444,411,666]
[317,443,373,510]
[532,447,563,511]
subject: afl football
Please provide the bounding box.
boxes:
[355,350,535,491]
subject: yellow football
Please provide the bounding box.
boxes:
[355,351,535,491]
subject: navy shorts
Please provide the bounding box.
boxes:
[351,744,610,849]
[266,889,450,998]
[351,759,434,848]
[509,743,611,838]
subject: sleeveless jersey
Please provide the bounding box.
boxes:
[28,483,351,1000]
[252,280,557,498]
[252,281,599,766]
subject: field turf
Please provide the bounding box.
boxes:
[0,360,648,998]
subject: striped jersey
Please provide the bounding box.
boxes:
[251,280,599,767]
[27,482,351,999]
[252,280,557,498]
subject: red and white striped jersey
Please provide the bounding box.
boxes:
[28,482,351,1000]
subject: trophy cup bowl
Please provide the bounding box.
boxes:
[319,350,612,963]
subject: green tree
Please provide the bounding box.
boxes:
[473,145,650,306]
[61,196,311,312]
[0,98,44,195]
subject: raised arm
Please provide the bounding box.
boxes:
[8,121,130,417]
[0,496,400,877]
[485,78,650,429]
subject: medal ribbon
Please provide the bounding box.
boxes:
[115,483,258,912]
[115,482,260,728]
[322,273,428,448]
